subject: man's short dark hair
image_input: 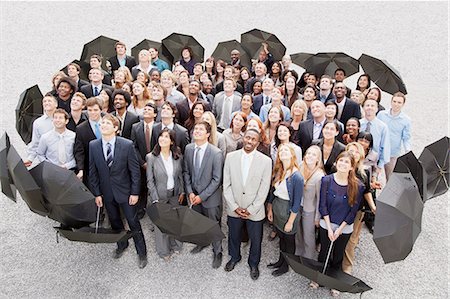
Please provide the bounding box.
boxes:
[57,77,77,93]
[112,89,131,105]
[334,68,346,76]
[53,108,70,120]
[195,120,211,134]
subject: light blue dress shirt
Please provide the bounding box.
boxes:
[36,128,76,169]
[27,113,54,162]
[377,109,412,157]
[360,118,391,167]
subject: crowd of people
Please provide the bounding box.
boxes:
[25,41,412,296]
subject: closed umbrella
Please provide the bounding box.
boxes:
[16,85,43,144]
[304,52,359,77]
[240,28,286,61]
[161,33,205,63]
[211,40,252,68]
[131,39,173,67]
[55,227,132,243]
[0,132,17,201]
[80,35,119,70]
[393,151,428,201]
[359,54,407,94]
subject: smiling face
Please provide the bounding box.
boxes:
[246,119,260,132]
[346,144,362,163]
[346,119,360,136]
[268,107,282,123]
[193,123,209,142]
[42,96,58,113]
[277,125,290,143]
[278,144,293,163]
[304,147,320,167]
[52,112,68,130]
[242,130,260,153]
[311,101,325,119]
[285,77,296,91]
[70,95,84,111]
[143,105,155,120]
[335,155,353,174]
[322,122,338,140]
[325,104,337,119]
[358,76,369,90]
[57,82,73,98]
[241,95,253,110]
[132,82,144,96]
[161,104,175,119]
[391,95,405,113]
[100,117,118,136]
[158,131,172,149]
[232,114,245,131]
[252,81,262,94]
[114,94,127,110]
[193,103,205,118]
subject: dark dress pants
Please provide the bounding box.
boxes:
[227,216,264,267]
[192,204,223,254]
[275,227,296,271]
[318,226,351,270]
[104,198,147,257]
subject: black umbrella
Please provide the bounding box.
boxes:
[29,161,97,228]
[304,52,359,77]
[283,252,372,294]
[161,33,205,63]
[7,143,48,216]
[55,226,132,243]
[393,151,428,201]
[16,85,43,144]
[148,202,225,246]
[61,59,90,81]
[131,39,173,67]
[211,40,252,68]
[240,28,286,61]
[359,54,407,95]
[80,35,119,70]
[373,172,423,264]
[418,136,450,200]
[0,132,17,201]
[290,52,314,69]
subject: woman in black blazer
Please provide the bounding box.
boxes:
[311,120,345,175]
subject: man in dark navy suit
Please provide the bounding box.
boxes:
[108,41,137,72]
[89,114,147,269]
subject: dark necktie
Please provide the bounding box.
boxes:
[106,142,113,167]
[194,147,201,182]
[365,122,371,133]
[94,86,99,96]
[145,124,151,153]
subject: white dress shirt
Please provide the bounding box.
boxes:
[241,149,256,185]
[161,152,174,190]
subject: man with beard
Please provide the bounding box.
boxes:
[56,77,77,114]
[149,47,170,72]
[334,82,361,126]
[110,90,139,140]
[176,80,211,126]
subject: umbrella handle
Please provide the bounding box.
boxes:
[322,240,334,274]
[95,206,101,234]
[56,231,59,244]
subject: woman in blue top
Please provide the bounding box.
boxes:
[311,151,364,296]
[267,143,304,277]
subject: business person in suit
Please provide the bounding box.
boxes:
[107,41,137,72]
[223,129,272,280]
[66,62,89,91]
[131,102,157,219]
[311,120,346,175]
[183,121,224,269]
[80,67,114,99]
[212,78,242,132]
[334,82,361,127]
[151,101,189,152]
[89,114,147,269]
[111,89,140,139]
[296,100,326,155]
[175,80,211,126]
[146,128,184,260]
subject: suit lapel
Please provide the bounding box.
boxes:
[197,144,210,178]
[244,151,259,187]
[156,155,168,180]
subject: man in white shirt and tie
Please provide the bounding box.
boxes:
[213,78,241,132]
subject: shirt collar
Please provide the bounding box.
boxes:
[195,142,208,151]
[102,136,116,146]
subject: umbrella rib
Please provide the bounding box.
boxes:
[433,158,449,189]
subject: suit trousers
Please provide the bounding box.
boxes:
[295,210,317,259]
[318,226,351,270]
[104,198,147,257]
[275,227,296,272]
[227,216,263,267]
[192,204,223,254]
[136,169,148,214]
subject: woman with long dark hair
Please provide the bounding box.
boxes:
[283,76,301,108]
[184,101,206,137]
[356,74,371,97]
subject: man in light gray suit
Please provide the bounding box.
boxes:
[222,129,272,280]
[212,78,241,132]
[183,121,224,269]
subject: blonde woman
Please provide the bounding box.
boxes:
[201,111,226,155]
[289,99,308,144]
[295,145,325,260]
[117,66,133,83]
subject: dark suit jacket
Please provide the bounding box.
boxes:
[77,79,89,91]
[89,137,141,203]
[175,98,211,127]
[338,97,361,126]
[108,55,137,72]
[183,143,223,209]
[74,121,97,189]
[80,84,113,99]
[251,94,264,115]
[311,138,345,175]
[296,119,324,155]
[130,121,154,167]
[112,111,139,140]
[67,111,88,132]
[151,122,190,154]
[214,81,244,95]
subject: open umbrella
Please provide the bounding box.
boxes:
[61,59,90,81]
[359,54,407,95]
[240,28,286,61]
[283,252,372,294]
[80,35,119,70]
[290,52,314,69]
[0,132,17,201]
[16,85,43,144]
[29,161,97,228]
[418,136,450,200]
[304,52,359,77]
[148,202,225,246]
[393,151,428,201]
[211,40,252,68]
[373,172,423,263]
[161,33,205,63]
[7,143,48,216]
[55,227,132,243]
[131,39,173,67]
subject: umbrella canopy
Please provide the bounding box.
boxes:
[29,161,97,228]
[80,35,119,70]
[373,172,423,263]
[359,54,407,95]
[283,252,372,294]
[55,226,132,243]
[304,52,359,77]
[418,136,450,200]
[148,202,225,246]
[211,39,252,68]
[131,39,173,67]
[393,151,428,202]
[161,33,205,63]
[290,52,314,69]
[61,59,90,81]
[7,143,48,216]
[16,85,43,144]
[240,28,286,61]
[0,132,17,201]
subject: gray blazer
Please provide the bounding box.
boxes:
[212,93,242,129]
[183,143,224,209]
[223,149,272,221]
[146,153,184,203]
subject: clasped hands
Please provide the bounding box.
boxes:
[189,193,202,206]
[235,207,250,219]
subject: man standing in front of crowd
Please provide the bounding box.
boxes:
[108,41,136,72]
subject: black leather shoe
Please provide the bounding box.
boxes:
[190,245,206,254]
[112,247,128,259]
[250,266,260,280]
[267,261,282,269]
[212,252,223,269]
[138,255,148,269]
[224,258,241,272]
[272,268,288,277]
[137,209,146,220]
